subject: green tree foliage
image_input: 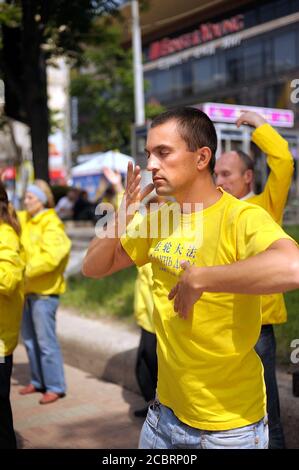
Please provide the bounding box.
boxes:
[71,18,165,154]
[71,21,134,153]
[0,0,118,180]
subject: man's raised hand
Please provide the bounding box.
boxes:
[168,261,204,319]
[120,162,154,225]
[236,111,266,129]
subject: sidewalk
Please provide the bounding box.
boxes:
[11,344,144,449]
[56,308,140,394]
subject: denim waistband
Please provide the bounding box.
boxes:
[26,294,59,299]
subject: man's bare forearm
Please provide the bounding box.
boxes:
[82,221,119,278]
[199,240,299,295]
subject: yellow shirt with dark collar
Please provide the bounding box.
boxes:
[247,123,294,324]
[121,190,293,430]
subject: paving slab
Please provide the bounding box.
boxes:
[11,345,144,449]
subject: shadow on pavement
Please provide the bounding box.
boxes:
[101,348,139,394]
[12,361,30,387]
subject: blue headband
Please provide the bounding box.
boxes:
[26,184,48,205]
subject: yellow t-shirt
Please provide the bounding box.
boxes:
[134,264,155,334]
[0,223,25,356]
[248,123,294,325]
[121,190,293,430]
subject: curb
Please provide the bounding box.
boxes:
[57,308,140,395]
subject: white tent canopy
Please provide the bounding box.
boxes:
[71,150,134,177]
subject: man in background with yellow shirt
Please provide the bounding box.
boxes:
[215,111,294,449]
[83,107,299,449]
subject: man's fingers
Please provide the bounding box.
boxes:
[127,161,134,187]
[169,283,191,319]
[180,260,190,271]
[174,286,183,315]
[127,163,140,189]
[174,294,180,313]
[131,185,141,202]
[126,164,153,203]
[177,300,186,319]
[168,284,178,300]
[129,174,141,194]
[140,183,155,201]
[236,116,247,128]
[236,110,251,127]
[180,306,189,320]
[126,171,141,202]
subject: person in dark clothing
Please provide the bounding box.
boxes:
[73,190,94,221]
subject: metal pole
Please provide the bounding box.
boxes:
[131,0,145,126]
[64,61,72,181]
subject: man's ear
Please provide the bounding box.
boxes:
[196,147,212,171]
[244,169,254,185]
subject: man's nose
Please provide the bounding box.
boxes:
[147,154,160,172]
[215,174,223,185]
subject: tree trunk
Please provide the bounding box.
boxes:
[26,57,49,182]
[21,0,49,182]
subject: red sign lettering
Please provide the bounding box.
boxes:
[147,14,244,61]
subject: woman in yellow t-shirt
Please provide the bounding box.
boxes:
[18,180,71,405]
[0,182,24,449]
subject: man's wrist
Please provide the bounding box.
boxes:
[193,266,209,292]
[254,117,267,128]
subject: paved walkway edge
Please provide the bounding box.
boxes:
[56,308,140,395]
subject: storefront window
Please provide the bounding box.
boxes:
[192,56,216,92]
[264,82,288,108]
[145,23,299,106]
[243,41,263,80]
[274,31,296,71]
[276,0,291,16]
[259,3,275,22]
[226,47,243,84]
[181,62,193,96]
[291,0,299,12]
[263,39,274,77]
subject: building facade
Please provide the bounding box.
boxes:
[141,0,299,120]
[124,0,299,198]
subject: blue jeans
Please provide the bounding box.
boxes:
[21,295,66,394]
[255,325,285,449]
[139,400,269,449]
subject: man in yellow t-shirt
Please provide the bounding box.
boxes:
[215,111,294,449]
[82,107,299,449]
